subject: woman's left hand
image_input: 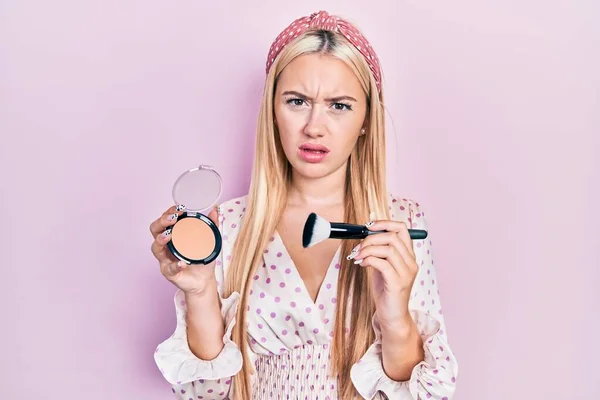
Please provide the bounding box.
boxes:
[348,219,418,330]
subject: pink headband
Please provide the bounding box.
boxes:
[265,10,383,93]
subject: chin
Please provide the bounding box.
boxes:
[296,167,330,179]
[289,159,345,180]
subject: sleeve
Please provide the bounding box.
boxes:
[153,203,244,399]
[350,198,459,400]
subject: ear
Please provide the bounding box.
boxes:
[361,114,369,135]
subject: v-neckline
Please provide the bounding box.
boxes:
[270,229,341,307]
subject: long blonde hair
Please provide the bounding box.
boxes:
[222,27,391,399]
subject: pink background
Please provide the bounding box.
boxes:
[1,1,598,399]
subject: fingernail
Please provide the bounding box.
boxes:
[346,244,361,260]
[365,212,376,227]
[162,228,172,238]
[177,260,187,269]
[354,259,363,265]
[175,204,185,212]
[169,213,178,221]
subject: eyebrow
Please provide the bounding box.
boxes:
[281,90,358,102]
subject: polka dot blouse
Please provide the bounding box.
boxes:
[154,193,458,399]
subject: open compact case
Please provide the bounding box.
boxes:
[166,165,223,265]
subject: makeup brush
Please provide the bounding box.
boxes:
[302,212,428,248]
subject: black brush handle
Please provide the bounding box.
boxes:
[329,222,428,240]
[329,222,370,239]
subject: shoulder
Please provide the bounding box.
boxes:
[387,192,428,230]
[216,194,249,240]
[217,194,249,215]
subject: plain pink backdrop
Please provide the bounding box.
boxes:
[1,1,598,399]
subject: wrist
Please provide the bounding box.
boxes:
[380,313,416,342]
[184,278,218,300]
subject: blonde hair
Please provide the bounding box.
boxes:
[223,28,390,399]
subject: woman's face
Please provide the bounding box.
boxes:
[273,53,368,181]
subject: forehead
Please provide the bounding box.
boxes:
[276,53,363,96]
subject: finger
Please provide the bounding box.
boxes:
[395,223,416,259]
[359,232,409,266]
[356,256,400,290]
[360,230,418,276]
[354,244,405,276]
[207,206,220,226]
[360,231,402,249]
[367,220,416,261]
[160,259,187,280]
[392,234,418,273]
[149,206,184,238]
[151,228,174,260]
[367,219,409,234]
[367,231,417,272]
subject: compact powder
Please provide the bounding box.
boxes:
[171,217,216,261]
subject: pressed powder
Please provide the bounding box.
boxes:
[165,164,224,265]
[170,217,216,260]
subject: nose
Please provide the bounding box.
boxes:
[303,107,326,138]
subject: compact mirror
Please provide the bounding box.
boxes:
[166,165,223,265]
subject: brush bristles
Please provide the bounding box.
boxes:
[302,213,331,248]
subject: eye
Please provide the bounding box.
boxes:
[332,102,352,111]
[286,98,306,107]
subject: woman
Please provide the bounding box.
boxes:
[150,10,458,400]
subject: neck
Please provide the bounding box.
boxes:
[288,163,347,207]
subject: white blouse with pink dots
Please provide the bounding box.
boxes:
[154,193,458,400]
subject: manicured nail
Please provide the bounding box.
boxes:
[175,204,185,212]
[162,228,172,238]
[346,244,361,260]
[169,213,178,221]
[365,212,377,228]
[177,260,187,269]
[354,259,363,265]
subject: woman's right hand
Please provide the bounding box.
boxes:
[149,205,220,296]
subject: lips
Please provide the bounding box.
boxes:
[299,143,330,153]
[298,143,330,163]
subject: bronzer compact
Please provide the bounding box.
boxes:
[166,164,223,265]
